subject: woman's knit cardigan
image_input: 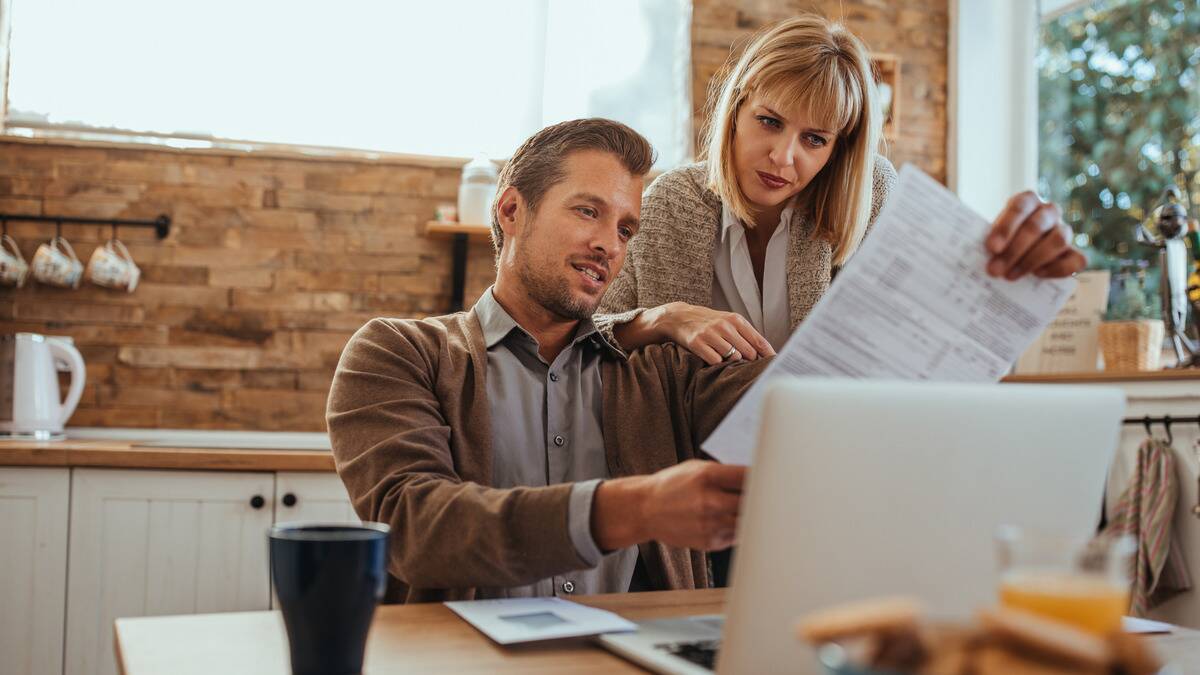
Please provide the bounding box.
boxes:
[595,156,898,345]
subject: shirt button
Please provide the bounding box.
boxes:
[549,372,559,382]
[562,580,575,594]
[554,435,565,447]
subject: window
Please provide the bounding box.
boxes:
[1038,0,1200,265]
[2,0,692,168]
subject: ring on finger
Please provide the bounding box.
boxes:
[722,346,739,361]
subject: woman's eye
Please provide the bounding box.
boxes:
[805,134,828,147]
[756,115,782,130]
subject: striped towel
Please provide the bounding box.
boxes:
[1103,437,1192,616]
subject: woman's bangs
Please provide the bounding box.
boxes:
[756,62,861,137]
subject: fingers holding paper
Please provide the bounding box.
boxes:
[591,460,745,552]
[984,191,1087,281]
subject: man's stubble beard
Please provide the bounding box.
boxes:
[514,247,598,321]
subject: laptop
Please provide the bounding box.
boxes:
[598,378,1125,674]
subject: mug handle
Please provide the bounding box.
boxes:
[110,237,134,263]
[55,236,80,262]
[2,234,23,260]
[2,234,24,262]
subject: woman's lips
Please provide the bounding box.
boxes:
[756,170,790,190]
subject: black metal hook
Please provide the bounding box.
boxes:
[1164,415,1174,446]
[154,214,170,240]
[1143,415,1153,438]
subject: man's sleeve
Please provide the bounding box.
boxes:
[326,318,593,590]
[683,353,772,450]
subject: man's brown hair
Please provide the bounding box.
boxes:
[490,118,656,254]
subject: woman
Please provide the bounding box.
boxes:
[596,15,1084,363]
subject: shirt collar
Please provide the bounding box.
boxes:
[473,286,624,358]
[719,197,798,242]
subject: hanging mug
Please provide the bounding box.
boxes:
[87,238,140,292]
[31,236,84,288]
[0,234,29,287]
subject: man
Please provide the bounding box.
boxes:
[327,119,766,603]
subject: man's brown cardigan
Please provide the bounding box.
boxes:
[326,308,767,603]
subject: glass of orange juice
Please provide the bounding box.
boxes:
[994,526,1135,635]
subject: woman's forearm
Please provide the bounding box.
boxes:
[611,303,670,351]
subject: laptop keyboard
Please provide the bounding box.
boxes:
[657,639,721,670]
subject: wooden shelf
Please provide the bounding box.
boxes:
[1003,369,1200,384]
[423,221,492,311]
[424,221,492,239]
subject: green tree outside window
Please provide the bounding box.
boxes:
[1039,0,1200,292]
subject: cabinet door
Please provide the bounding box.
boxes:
[65,468,275,675]
[0,467,69,675]
[274,471,360,524]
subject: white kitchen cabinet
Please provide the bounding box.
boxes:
[274,471,359,524]
[0,467,70,675]
[65,468,276,675]
[1014,376,1200,629]
[1102,378,1200,629]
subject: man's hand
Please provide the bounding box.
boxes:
[591,460,746,551]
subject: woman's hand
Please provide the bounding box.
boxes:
[985,192,1087,280]
[648,302,776,365]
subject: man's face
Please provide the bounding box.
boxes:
[502,150,642,320]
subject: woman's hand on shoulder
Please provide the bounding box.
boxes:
[649,302,775,366]
[984,192,1087,280]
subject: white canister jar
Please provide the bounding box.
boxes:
[457,156,498,226]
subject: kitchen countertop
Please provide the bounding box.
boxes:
[1004,369,1200,383]
[0,438,335,472]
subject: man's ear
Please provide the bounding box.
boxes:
[495,186,525,241]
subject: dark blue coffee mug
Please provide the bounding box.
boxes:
[269,522,390,675]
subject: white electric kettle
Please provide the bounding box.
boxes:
[0,333,86,440]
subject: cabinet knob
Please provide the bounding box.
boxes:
[282,493,297,508]
[250,495,265,509]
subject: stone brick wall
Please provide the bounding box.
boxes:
[0,142,497,429]
[0,0,946,431]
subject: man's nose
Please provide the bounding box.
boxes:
[590,223,620,258]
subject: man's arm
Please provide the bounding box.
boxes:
[327,318,589,590]
[684,351,772,448]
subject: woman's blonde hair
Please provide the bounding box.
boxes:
[700,15,882,266]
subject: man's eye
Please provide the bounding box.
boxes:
[577,207,597,218]
[618,226,633,240]
[756,115,782,129]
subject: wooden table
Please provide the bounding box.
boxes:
[114,589,1200,674]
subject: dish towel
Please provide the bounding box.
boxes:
[1103,437,1192,616]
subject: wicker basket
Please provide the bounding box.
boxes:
[1098,320,1164,371]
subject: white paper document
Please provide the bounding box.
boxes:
[703,164,1077,465]
[444,596,638,645]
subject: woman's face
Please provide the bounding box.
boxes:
[731,96,838,215]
